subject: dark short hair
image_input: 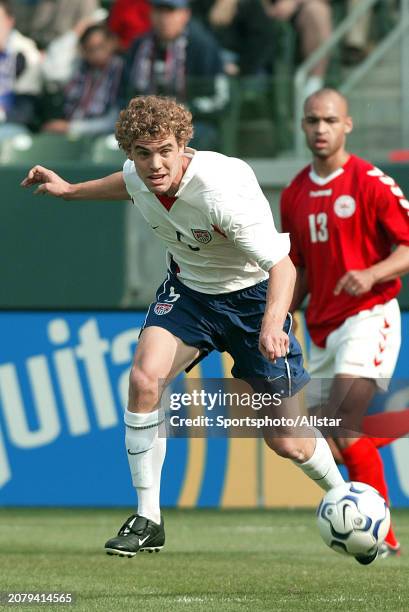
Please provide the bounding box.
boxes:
[303,88,349,115]
[79,23,113,47]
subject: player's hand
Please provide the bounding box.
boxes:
[334,269,377,297]
[259,321,290,362]
[20,165,72,198]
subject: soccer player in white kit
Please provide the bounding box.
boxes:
[21,95,346,558]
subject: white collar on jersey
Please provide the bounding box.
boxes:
[173,148,198,196]
[309,165,344,186]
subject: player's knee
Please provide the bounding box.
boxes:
[129,366,158,405]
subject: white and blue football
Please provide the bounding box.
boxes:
[317,481,390,557]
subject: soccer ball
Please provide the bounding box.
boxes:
[317,481,390,558]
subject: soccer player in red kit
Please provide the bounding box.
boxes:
[281,88,409,557]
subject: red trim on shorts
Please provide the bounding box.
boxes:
[372,318,392,368]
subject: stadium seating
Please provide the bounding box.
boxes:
[90,134,126,164]
[0,133,88,165]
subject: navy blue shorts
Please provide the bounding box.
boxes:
[143,274,310,397]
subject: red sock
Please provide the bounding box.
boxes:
[340,438,398,548]
[363,409,409,448]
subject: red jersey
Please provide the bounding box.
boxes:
[280,155,409,347]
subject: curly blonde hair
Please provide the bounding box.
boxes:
[115,96,194,155]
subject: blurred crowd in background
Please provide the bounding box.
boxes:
[0,0,399,155]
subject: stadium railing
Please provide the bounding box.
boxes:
[293,0,409,157]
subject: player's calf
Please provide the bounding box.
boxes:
[264,435,314,463]
[264,427,344,491]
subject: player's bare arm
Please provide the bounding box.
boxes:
[287,266,309,334]
[21,166,131,200]
[259,255,296,361]
[334,244,409,296]
[289,266,309,312]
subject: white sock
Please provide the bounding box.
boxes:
[124,408,166,524]
[136,434,165,524]
[296,428,345,491]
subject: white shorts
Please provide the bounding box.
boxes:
[306,299,401,408]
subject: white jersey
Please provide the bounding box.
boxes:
[123,150,290,294]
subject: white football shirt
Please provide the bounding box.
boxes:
[123,150,290,294]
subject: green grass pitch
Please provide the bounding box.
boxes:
[0,508,408,611]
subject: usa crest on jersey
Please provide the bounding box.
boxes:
[191,229,212,244]
[154,303,173,315]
